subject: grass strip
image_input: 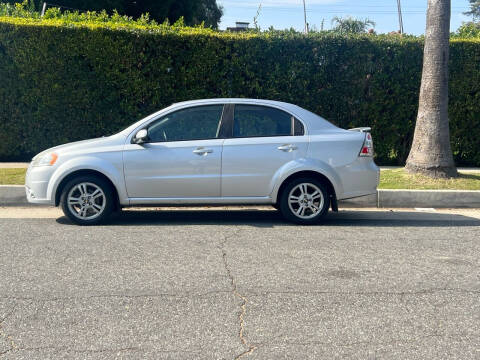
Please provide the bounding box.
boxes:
[0,168,26,185]
[379,168,480,190]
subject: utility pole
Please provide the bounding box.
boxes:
[303,0,309,34]
[41,2,47,17]
[397,0,404,34]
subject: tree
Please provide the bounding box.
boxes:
[464,0,480,21]
[331,16,375,34]
[127,0,223,28]
[455,21,480,37]
[6,0,126,13]
[8,0,223,28]
[405,0,457,178]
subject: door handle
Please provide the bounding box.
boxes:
[277,144,298,152]
[193,147,213,156]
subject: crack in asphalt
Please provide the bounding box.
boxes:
[218,227,257,359]
[0,303,17,324]
[0,303,18,357]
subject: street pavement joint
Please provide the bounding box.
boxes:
[0,291,234,302]
[5,346,141,356]
[259,332,468,350]
[245,288,480,296]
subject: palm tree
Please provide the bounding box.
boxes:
[331,16,375,34]
[464,0,480,21]
[405,0,457,178]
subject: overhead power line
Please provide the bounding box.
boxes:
[255,8,466,15]
[225,3,467,14]
[223,2,467,10]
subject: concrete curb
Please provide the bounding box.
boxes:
[378,189,480,208]
[338,190,480,208]
[0,185,30,207]
[1,185,480,208]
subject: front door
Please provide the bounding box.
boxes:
[123,105,225,198]
[221,104,308,197]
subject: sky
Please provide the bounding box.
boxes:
[217,0,472,35]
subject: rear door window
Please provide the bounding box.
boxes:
[233,105,294,138]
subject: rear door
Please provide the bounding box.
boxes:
[221,104,308,197]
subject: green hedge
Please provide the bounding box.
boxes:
[0,16,479,165]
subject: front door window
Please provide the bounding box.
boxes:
[148,105,224,142]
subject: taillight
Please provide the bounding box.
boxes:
[359,133,374,157]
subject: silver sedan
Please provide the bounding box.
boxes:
[25,99,379,225]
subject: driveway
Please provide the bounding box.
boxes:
[0,208,479,359]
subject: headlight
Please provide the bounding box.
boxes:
[32,152,58,167]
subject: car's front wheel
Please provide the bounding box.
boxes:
[60,175,115,225]
[279,178,329,224]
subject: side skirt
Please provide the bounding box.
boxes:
[127,196,273,206]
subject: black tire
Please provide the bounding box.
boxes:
[279,177,329,225]
[60,175,115,225]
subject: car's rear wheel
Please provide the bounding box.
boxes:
[60,175,114,225]
[279,178,329,224]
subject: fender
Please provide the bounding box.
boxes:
[46,155,129,205]
[269,158,344,203]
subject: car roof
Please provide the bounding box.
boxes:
[173,98,294,108]
[120,98,339,138]
[171,98,338,131]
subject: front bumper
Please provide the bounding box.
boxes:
[25,164,55,205]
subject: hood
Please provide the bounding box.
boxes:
[32,135,125,160]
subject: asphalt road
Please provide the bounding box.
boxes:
[0,207,479,359]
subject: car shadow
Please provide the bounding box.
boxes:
[55,208,480,228]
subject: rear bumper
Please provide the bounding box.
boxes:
[336,158,379,200]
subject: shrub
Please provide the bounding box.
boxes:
[0,11,479,166]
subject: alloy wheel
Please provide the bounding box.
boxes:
[287,182,325,220]
[67,182,106,220]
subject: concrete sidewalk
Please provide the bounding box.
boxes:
[0,162,29,168]
[380,166,480,173]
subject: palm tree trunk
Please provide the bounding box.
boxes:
[405,0,457,178]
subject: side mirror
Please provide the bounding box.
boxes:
[133,129,149,144]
